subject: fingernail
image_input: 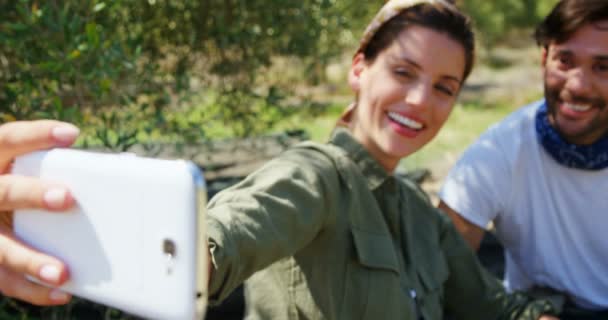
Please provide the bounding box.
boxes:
[51,125,80,146]
[49,289,70,302]
[44,188,68,210]
[39,265,61,283]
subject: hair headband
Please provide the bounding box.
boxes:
[357,0,457,53]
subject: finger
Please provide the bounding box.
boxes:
[0,176,75,212]
[0,120,80,172]
[0,230,69,288]
[0,266,71,306]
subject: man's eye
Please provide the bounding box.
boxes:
[557,56,572,68]
[594,63,608,73]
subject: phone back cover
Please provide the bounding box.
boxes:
[13,150,207,320]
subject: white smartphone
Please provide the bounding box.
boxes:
[12,149,208,320]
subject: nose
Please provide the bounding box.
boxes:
[564,67,593,96]
[404,81,431,108]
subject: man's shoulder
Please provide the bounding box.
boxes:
[486,100,543,136]
[447,100,545,176]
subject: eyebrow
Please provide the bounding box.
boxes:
[597,56,608,62]
[553,49,572,56]
[390,55,463,84]
[554,48,608,61]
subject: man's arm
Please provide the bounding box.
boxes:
[438,200,485,251]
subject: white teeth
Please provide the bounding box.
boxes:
[388,112,423,130]
[565,103,591,112]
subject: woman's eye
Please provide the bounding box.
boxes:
[394,69,413,78]
[435,85,455,97]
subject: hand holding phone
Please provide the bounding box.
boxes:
[12,149,208,320]
[0,120,79,306]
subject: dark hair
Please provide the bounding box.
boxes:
[363,3,475,82]
[535,0,608,47]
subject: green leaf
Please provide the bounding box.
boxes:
[39,61,62,72]
[94,2,107,12]
[68,50,81,60]
[7,23,28,32]
[52,96,63,111]
[99,78,112,92]
[86,23,100,48]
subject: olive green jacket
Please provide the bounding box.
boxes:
[207,128,555,320]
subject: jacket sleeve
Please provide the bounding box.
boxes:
[205,147,340,304]
[440,215,558,319]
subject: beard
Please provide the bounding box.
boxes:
[543,80,608,144]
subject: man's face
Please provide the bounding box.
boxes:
[542,21,608,145]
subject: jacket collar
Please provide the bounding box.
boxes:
[329,128,393,191]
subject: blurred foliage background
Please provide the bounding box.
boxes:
[462,0,559,45]
[1,0,557,319]
[1,0,558,151]
[0,0,375,151]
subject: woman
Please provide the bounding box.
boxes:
[0,0,558,319]
[204,1,557,319]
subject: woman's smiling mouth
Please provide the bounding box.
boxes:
[388,111,424,130]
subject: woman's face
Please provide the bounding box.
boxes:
[349,25,466,172]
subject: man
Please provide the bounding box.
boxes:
[439,0,608,318]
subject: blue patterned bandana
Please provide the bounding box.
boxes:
[536,102,608,170]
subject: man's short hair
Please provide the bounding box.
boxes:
[535,0,608,47]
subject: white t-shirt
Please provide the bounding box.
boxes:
[439,100,608,310]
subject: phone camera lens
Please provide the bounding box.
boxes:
[163,239,176,257]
